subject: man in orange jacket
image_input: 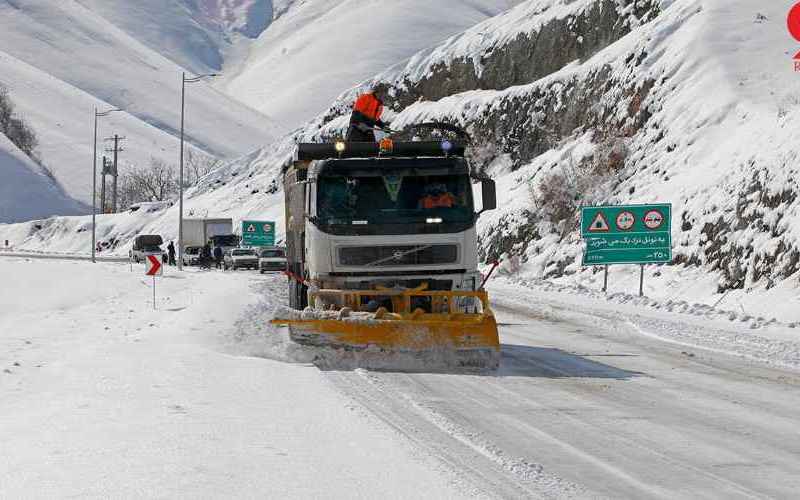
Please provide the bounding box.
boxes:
[346,88,393,142]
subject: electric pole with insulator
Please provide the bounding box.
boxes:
[104,134,125,213]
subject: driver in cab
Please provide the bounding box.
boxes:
[419,183,457,209]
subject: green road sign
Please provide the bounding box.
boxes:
[581,204,672,265]
[242,220,276,247]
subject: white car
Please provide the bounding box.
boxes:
[258,247,287,274]
[224,248,258,271]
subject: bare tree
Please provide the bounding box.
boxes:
[120,157,177,205]
[184,149,221,187]
[0,87,12,132]
[0,85,39,158]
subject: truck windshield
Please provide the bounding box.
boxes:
[211,235,238,247]
[317,173,473,225]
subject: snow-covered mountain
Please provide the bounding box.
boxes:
[0,134,86,223]
[221,0,525,131]
[0,0,277,207]
[72,0,275,74]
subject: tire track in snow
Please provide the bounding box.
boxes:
[327,368,587,499]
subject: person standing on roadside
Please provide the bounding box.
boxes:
[167,241,176,266]
[213,245,223,270]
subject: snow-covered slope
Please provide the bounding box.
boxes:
[73,0,274,74]
[0,50,212,208]
[0,0,277,205]
[222,0,525,131]
[0,134,86,223]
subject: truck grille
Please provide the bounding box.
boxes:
[339,245,458,267]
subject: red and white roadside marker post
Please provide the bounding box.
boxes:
[145,254,163,310]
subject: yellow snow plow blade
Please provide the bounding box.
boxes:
[272,289,500,369]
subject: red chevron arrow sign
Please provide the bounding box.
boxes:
[145,254,163,276]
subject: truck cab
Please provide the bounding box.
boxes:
[283,140,496,309]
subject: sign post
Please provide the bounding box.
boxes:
[241,220,276,247]
[145,254,163,309]
[581,204,672,296]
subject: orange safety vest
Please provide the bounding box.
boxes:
[353,93,383,121]
[421,193,456,209]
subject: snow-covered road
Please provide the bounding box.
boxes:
[0,259,462,498]
[3,259,800,498]
[328,292,800,498]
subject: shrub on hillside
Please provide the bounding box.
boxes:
[0,86,39,158]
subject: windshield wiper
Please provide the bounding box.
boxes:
[364,245,433,267]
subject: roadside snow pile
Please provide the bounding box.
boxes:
[273,305,379,323]
[489,279,800,373]
[0,205,169,255]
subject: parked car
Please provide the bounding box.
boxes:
[258,247,287,274]
[224,248,258,271]
[130,235,164,263]
[182,246,202,266]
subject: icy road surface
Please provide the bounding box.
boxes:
[321,284,800,499]
[3,258,800,498]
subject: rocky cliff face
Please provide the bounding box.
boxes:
[304,0,800,294]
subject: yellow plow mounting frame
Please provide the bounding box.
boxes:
[272,288,500,359]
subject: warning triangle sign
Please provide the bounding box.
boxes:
[588,212,610,232]
[247,224,256,232]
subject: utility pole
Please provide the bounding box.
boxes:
[179,71,219,271]
[92,107,122,263]
[100,156,108,213]
[104,134,125,213]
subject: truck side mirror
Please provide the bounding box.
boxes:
[480,179,497,213]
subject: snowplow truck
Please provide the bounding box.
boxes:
[275,139,500,368]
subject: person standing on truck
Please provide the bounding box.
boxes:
[213,245,223,270]
[346,88,395,142]
[167,241,176,266]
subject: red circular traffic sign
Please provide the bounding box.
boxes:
[643,210,665,230]
[789,3,800,42]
